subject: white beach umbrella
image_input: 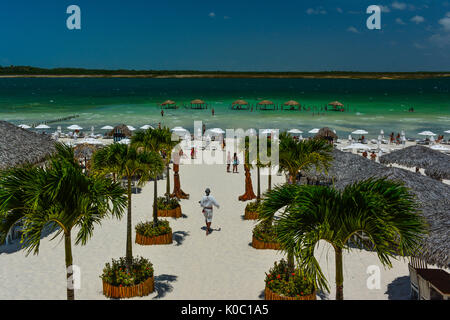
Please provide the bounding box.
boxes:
[444,130,450,134]
[35,124,50,129]
[140,125,154,130]
[68,125,83,130]
[208,128,226,134]
[101,125,114,130]
[260,129,277,135]
[18,124,31,129]
[418,131,436,136]
[308,128,320,134]
[352,129,368,135]
[127,125,136,131]
[118,138,131,145]
[171,127,189,136]
[287,129,303,134]
[342,143,371,150]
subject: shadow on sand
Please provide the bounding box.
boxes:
[172,231,189,246]
[153,274,178,299]
[0,225,57,254]
[385,276,411,300]
[200,226,222,235]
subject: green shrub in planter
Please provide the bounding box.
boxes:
[265,259,315,298]
[135,220,172,237]
[157,197,180,210]
[100,256,153,287]
[245,200,262,212]
[253,220,278,243]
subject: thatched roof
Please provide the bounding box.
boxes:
[304,149,449,268]
[105,124,133,138]
[315,127,338,140]
[73,143,103,160]
[161,100,176,105]
[232,99,248,105]
[328,101,344,107]
[191,99,205,104]
[380,145,450,181]
[0,121,56,170]
[257,100,274,105]
[284,100,300,106]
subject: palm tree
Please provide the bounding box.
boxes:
[259,178,427,300]
[92,143,163,264]
[279,133,333,184]
[131,128,175,225]
[0,144,127,300]
[238,136,256,201]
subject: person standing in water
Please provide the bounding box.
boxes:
[199,188,220,236]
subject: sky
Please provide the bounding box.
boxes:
[0,0,449,71]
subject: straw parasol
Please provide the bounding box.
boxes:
[379,145,450,181]
[315,127,338,142]
[161,100,177,109]
[231,99,249,110]
[304,149,450,268]
[105,124,133,138]
[328,101,344,107]
[257,100,275,110]
[0,121,56,170]
[190,99,207,109]
[284,100,300,106]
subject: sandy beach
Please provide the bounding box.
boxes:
[0,141,432,300]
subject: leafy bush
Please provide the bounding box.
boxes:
[245,200,262,212]
[265,259,315,298]
[100,256,153,287]
[156,196,180,210]
[252,220,278,243]
[135,219,172,237]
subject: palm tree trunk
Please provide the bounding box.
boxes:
[238,164,257,201]
[268,166,272,191]
[153,177,158,226]
[287,251,295,274]
[64,231,75,301]
[126,178,133,265]
[257,166,261,202]
[170,163,189,199]
[335,247,344,300]
[165,163,170,201]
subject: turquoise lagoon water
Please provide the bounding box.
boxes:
[0,78,449,138]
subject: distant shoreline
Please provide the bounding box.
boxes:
[1,73,450,80]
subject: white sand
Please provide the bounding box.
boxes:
[0,148,416,300]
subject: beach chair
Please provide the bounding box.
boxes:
[408,263,420,300]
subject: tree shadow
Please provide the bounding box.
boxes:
[316,290,329,300]
[172,231,189,246]
[200,226,222,234]
[385,276,411,300]
[258,289,265,299]
[180,214,188,219]
[153,274,178,299]
[131,187,142,194]
[0,224,57,254]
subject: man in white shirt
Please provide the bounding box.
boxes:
[199,188,220,236]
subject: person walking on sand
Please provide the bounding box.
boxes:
[199,188,220,236]
[232,152,239,173]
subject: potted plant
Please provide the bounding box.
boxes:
[244,200,261,220]
[101,256,154,299]
[135,219,173,245]
[157,196,182,218]
[252,220,280,250]
[264,259,316,300]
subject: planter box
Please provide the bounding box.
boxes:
[157,206,182,218]
[244,209,258,220]
[264,286,316,300]
[136,231,173,245]
[252,235,280,250]
[103,275,154,299]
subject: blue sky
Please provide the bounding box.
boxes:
[0,0,449,71]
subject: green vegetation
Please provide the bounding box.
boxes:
[157,197,180,210]
[101,256,153,287]
[1,65,449,79]
[265,259,315,298]
[135,220,172,237]
[253,220,278,243]
[245,200,262,212]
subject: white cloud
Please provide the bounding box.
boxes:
[224,16,231,20]
[306,7,327,15]
[395,18,406,25]
[347,26,360,34]
[430,33,450,47]
[391,1,407,10]
[380,5,391,13]
[438,13,450,31]
[410,15,425,24]
[208,12,216,18]
[337,7,343,14]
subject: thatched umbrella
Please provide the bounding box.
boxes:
[379,145,450,181]
[315,127,338,143]
[0,121,56,170]
[328,101,344,111]
[105,124,133,138]
[231,99,249,110]
[73,143,103,171]
[257,100,275,110]
[190,99,207,109]
[283,100,301,111]
[161,100,177,109]
[303,149,450,268]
